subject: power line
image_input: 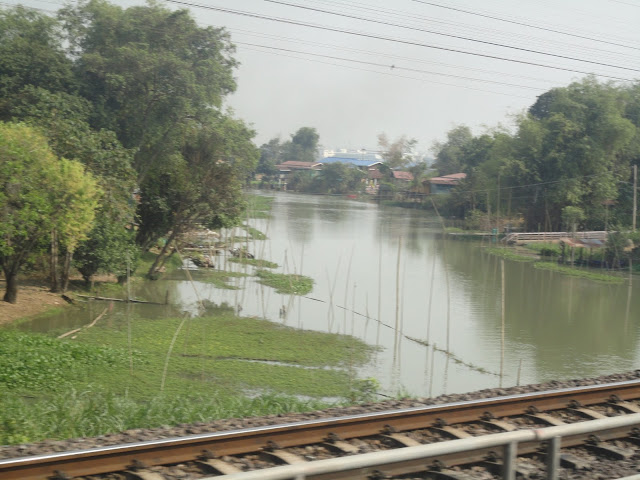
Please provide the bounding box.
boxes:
[238,43,535,100]
[411,0,640,52]
[162,0,635,82]
[265,0,640,73]
[237,42,543,91]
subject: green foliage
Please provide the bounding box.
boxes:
[229,257,278,268]
[0,6,74,108]
[309,163,365,194]
[245,194,273,219]
[282,127,319,163]
[193,270,248,289]
[0,329,137,391]
[244,225,267,240]
[0,311,376,443]
[534,262,625,283]
[255,270,314,295]
[0,122,100,301]
[430,78,640,231]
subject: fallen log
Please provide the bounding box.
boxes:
[76,294,165,305]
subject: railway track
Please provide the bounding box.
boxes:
[4,379,640,480]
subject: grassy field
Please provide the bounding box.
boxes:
[1,310,375,444]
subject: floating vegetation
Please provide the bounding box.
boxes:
[534,262,625,284]
[245,194,273,219]
[484,247,536,262]
[196,270,248,289]
[244,225,267,240]
[255,270,314,295]
[486,247,625,284]
[229,257,278,268]
[404,335,500,377]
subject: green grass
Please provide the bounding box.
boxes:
[0,312,375,444]
[229,257,278,268]
[523,242,562,257]
[255,270,314,295]
[244,225,267,240]
[486,247,626,284]
[192,270,249,289]
[534,262,625,284]
[485,247,536,262]
[245,194,273,219]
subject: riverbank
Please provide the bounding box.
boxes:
[0,281,77,327]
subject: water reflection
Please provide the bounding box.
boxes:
[19,191,640,398]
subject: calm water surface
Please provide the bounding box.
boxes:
[22,192,640,398]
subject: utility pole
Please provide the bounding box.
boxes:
[633,164,637,232]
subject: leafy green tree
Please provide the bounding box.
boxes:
[515,78,635,230]
[257,138,282,177]
[59,0,238,181]
[282,127,319,163]
[0,123,99,302]
[311,163,364,194]
[431,125,473,175]
[0,6,74,115]
[4,86,138,288]
[138,114,258,277]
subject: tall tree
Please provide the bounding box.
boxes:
[137,114,258,276]
[0,123,99,303]
[430,125,473,175]
[0,6,74,115]
[59,0,238,182]
[282,127,319,163]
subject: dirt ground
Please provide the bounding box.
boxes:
[0,282,68,326]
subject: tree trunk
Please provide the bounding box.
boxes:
[61,249,73,292]
[147,230,178,278]
[2,264,18,304]
[50,229,60,293]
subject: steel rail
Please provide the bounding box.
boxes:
[205,413,640,480]
[2,379,640,480]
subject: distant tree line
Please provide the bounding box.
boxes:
[0,1,258,302]
[430,77,640,233]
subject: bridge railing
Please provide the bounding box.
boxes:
[504,231,608,244]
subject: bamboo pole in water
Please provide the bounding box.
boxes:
[395,236,402,337]
[427,251,436,344]
[500,259,505,388]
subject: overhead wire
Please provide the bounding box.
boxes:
[264,0,640,72]
[162,0,636,82]
[410,0,640,51]
[230,26,561,86]
[237,43,536,100]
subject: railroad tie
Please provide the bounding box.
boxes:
[524,412,566,426]
[197,458,243,475]
[609,399,640,414]
[568,406,606,420]
[585,435,634,460]
[479,418,517,432]
[321,433,360,454]
[431,425,473,440]
[380,432,422,448]
[260,442,307,465]
[124,470,165,480]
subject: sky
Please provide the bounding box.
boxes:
[5,0,640,155]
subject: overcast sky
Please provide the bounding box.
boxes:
[6,0,640,155]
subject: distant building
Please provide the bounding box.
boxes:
[392,171,414,182]
[274,161,322,190]
[427,173,467,194]
[320,150,383,169]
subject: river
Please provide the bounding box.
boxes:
[21,191,640,398]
